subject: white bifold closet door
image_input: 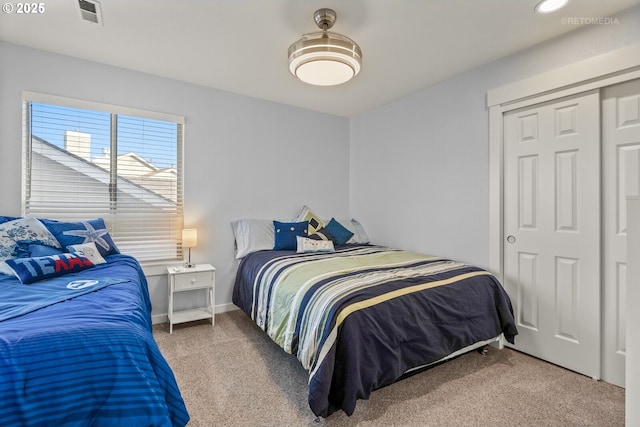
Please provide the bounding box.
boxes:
[503,90,601,379]
[602,79,640,387]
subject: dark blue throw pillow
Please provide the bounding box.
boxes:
[0,216,20,225]
[42,218,120,256]
[15,240,64,258]
[5,253,95,284]
[324,218,354,245]
[273,220,309,251]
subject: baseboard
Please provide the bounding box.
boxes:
[152,303,239,325]
[215,303,239,314]
[152,313,168,325]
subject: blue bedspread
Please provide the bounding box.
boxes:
[0,254,190,427]
[233,245,517,417]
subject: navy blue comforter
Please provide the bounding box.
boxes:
[0,254,189,427]
[233,245,517,417]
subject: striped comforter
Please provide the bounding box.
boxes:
[233,245,517,417]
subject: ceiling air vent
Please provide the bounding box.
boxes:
[77,0,103,25]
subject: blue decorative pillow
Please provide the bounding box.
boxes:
[5,253,95,284]
[273,220,309,251]
[324,218,354,245]
[0,216,20,225]
[42,218,120,256]
[16,240,64,258]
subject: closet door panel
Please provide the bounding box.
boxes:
[504,90,600,379]
[602,78,640,387]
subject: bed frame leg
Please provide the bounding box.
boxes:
[483,335,505,354]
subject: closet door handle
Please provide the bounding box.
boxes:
[506,235,516,244]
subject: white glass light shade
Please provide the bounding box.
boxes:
[288,31,362,86]
[182,228,197,248]
[535,0,569,14]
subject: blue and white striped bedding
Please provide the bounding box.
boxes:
[0,254,189,427]
[233,245,518,417]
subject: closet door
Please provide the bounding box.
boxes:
[503,90,601,379]
[602,78,640,387]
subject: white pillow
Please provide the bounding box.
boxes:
[231,219,275,259]
[335,218,370,244]
[68,241,107,265]
[350,219,370,244]
[296,236,335,253]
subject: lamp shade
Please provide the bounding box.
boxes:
[182,228,198,248]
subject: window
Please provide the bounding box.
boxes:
[22,93,184,264]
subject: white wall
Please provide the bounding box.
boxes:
[0,41,350,317]
[350,5,640,268]
[2,6,639,318]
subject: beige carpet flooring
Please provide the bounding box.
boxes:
[153,310,624,427]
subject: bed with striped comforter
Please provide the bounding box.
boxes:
[0,254,189,427]
[233,245,518,417]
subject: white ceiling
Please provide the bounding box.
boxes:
[1,0,638,117]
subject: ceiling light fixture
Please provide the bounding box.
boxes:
[288,8,362,86]
[535,0,570,14]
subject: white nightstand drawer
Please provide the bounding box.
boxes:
[173,271,213,291]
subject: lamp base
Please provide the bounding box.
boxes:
[184,248,195,268]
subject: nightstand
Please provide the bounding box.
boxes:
[167,264,215,333]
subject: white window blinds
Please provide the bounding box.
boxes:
[22,94,184,264]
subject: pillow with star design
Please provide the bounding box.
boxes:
[42,218,120,257]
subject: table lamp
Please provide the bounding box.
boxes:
[182,228,197,268]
